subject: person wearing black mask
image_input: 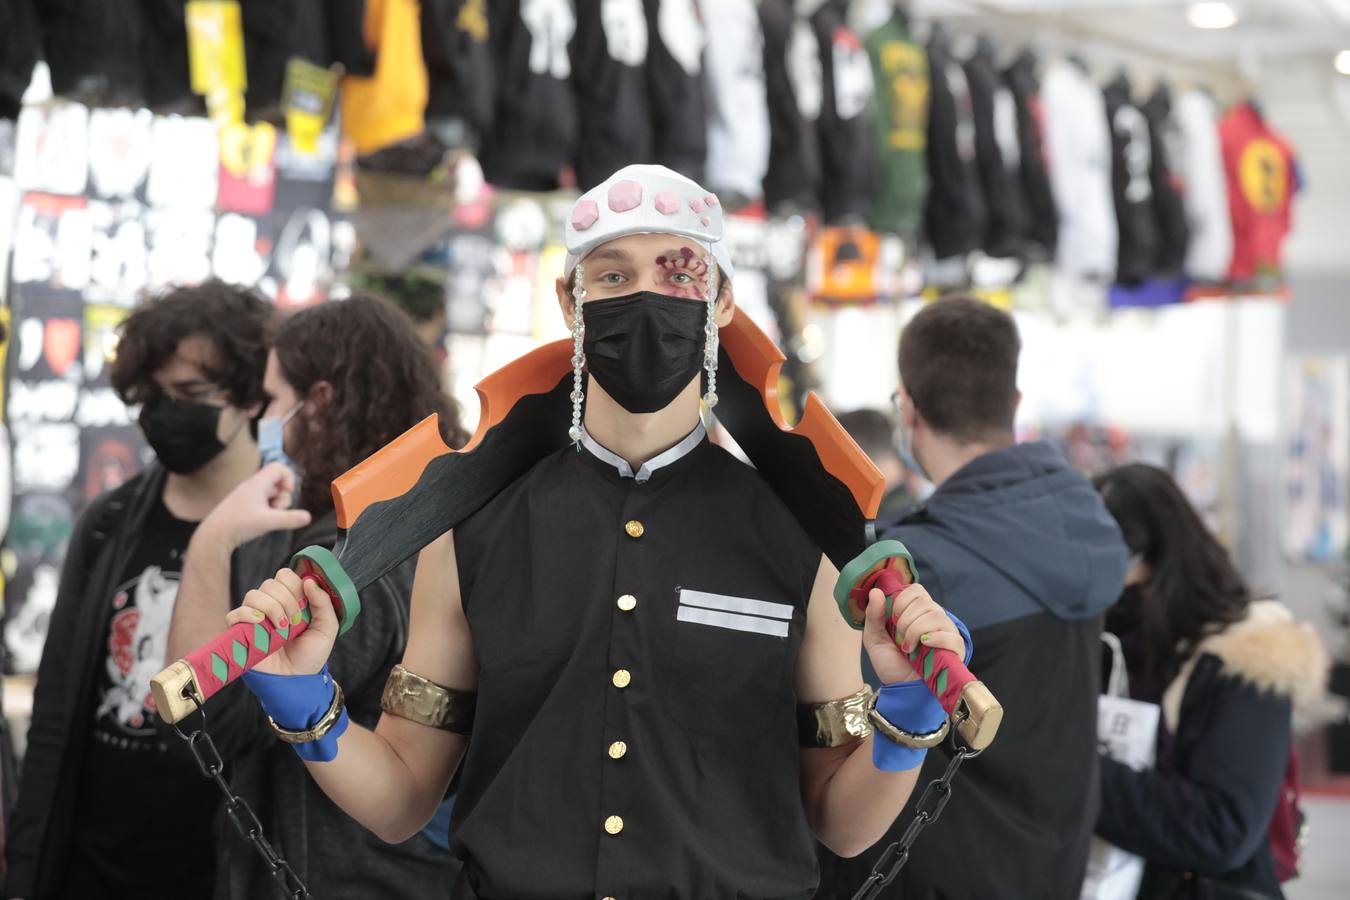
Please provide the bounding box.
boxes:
[202,165,971,899]
[1093,465,1328,900]
[6,281,275,900]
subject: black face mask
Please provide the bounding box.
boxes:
[582,291,708,414]
[1105,584,1145,637]
[139,396,228,474]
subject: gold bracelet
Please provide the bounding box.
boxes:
[268,681,346,744]
[381,664,476,734]
[797,687,875,748]
[867,691,951,749]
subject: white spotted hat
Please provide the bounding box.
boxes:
[563,164,735,279]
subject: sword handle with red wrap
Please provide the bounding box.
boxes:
[150,546,361,724]
[836,540,1003,750]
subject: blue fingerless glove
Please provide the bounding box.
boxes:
[872,611,973,772]
[242,665,349,762]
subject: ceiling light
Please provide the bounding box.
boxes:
[1187,2,1238,29]
[1337,50,1350,75]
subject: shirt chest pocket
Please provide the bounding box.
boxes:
[661,589,794,737]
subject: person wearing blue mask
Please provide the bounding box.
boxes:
[7,281,273,900]
[164,294,467,900]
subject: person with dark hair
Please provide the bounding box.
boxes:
[200,165,970,899]
[6,280,274,900]
[836,408,917,517]
[163,294,465,900]
[819,296,1128,900]
[1093,464,1327,900]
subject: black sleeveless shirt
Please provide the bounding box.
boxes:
[451,427,822,899]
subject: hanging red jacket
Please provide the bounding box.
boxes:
[1219,102,1299,283]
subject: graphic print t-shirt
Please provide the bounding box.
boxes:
[68,498,219,898]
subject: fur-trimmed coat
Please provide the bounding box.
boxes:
[1097,601,1329,900]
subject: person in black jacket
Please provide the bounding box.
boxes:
[1093,464,1327,900]
[5,282,275,900]
[164,296,467,899]
[818,297,1128,900]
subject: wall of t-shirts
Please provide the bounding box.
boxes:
[0,0,1327,676]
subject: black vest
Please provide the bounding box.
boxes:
[452,433,822,899]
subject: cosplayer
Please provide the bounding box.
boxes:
[158,165,985,899]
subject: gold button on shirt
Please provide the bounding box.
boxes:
[612,669,632,689]
[617,594,637,611]
[624,519,644,538]
[608,740,628,759]
[604,815,624,835]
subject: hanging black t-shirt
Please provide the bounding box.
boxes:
[481,0,579,191]
[964,41,1028,258]
[1103,74,1159,285]
[572,0,654,189]
[64,498,220,899]
[1142,84,1191,275]
[810,0,876,223]
[422,0,497,150]
[450,426,823,898]
[1003,49,1057,258]
[924,31,986,259]
[643,0,707,182]
[760,0,821,212]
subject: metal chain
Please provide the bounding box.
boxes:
[850,714,983,900]
[171,692,313,900]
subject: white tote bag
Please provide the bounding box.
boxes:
[1080,633,1162,900]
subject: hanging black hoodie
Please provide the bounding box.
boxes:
[572,0,654,189]
[964,37,1028,258]
[481,0,579,190]
[422,0,496,150]
[1103,73,1159,285]
[923,26,985,259]
[0,0,39,120]
[1141,83,1191,276]
[39,0,148,106]
[760,0,820,211]
[819,441,1128,900]
[1003,49,1057,258]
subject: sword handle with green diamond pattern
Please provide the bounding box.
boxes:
[151,546,361,725]
[835,540,1004,751]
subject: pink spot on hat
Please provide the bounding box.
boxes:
[689,197,704,214]
[608,180,642,212]
[571,199,599,231]
[704,194,720,208]
[700,216,712,227]
[654,190,680,215]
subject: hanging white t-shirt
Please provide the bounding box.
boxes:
[1175,89,1232,283]
[1041,59,1117,280]
[700,0,770,200]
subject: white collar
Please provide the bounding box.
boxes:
[580,422,707,483]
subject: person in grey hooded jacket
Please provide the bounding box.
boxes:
[817,297,1128,900]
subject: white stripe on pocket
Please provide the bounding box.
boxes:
[678,589,793,621]
[676,605,790,638]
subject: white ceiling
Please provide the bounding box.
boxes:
[912,0,1350,73]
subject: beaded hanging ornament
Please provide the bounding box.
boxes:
[569,264,586,444]
[702,252,720,409]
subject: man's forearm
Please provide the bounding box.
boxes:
[303,715,466,844]
[808,738,921,858]
[167,526,236,663]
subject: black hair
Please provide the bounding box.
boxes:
[1094,464,1253,684]
[110,279,273,409]
[837,409,900,465]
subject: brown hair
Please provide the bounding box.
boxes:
[110,279,273,408]
[898,296,1020,443]
[274,295,467,516]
